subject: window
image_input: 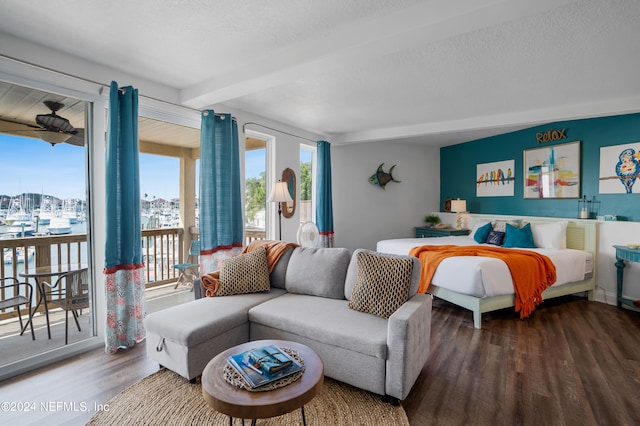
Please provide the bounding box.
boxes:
[0,82,93,370]
[245,134,268,242]
[299,144,316,223]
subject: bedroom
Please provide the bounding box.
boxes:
[1,1,640,424]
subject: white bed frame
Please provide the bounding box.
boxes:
[429,214,597,329]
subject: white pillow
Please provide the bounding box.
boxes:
[530,221,567,249]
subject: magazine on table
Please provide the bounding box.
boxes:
[227,344,303,389]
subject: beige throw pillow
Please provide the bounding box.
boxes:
[348,251,413,319]
[217,247,270,296]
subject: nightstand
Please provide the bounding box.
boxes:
[415,227,470,238]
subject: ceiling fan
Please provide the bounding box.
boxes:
[0,100,84,147]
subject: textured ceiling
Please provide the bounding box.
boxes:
[1,0,639,148]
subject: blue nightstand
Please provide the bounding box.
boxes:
[613,245,640,310]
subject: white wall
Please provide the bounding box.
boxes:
[332,140,440,252]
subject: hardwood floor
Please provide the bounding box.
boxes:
[1,296,639,425]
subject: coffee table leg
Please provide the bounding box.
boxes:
[301,406,307,426]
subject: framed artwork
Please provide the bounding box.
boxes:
[599,142,640,194]
[523,141,580,199]
[476,160,515,197]
[281,168,296,218]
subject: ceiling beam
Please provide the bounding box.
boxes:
[332,95,640,145]
[180,0,578,109]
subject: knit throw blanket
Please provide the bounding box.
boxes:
[201,240,299,297]
[408,245,557,319]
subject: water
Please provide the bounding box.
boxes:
[1,222,89,280]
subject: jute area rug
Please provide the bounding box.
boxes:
[87,368,409,425]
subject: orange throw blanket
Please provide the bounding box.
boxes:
[200,240,299,297]
[408,245,557,319]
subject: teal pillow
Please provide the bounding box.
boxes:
[473,222,493,244]
[503,223,536,248]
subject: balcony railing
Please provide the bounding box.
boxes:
[1,226,268,321]
[0,228,188,321]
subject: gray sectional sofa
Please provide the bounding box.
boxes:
[144,246,432,401]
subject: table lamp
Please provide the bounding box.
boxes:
[450,198,467,230]
[267,180,293,240]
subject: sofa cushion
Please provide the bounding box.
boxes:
[218,247,270,296]
[285,247,351,299]
[345,249,421,301]
[249,293,388,359]
[269,246,294,289]
[348,251,413,319]
[144,289,287,347]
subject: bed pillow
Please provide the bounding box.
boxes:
[485,230,505,246]
[531,221,568,249]
[470,220,490,239]
[473,222,493,244]
[348,251,413,319]
[217,247,270,296]
[503,223,536,248]
[491,219,521,233]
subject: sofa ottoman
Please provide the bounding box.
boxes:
[144,289,286,381]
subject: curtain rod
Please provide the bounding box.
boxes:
[1,53,236,121]
[242,121,317,143]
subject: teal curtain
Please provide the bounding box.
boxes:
[199,110,243,273]
[104,81,146,354]
[316,140,334,247]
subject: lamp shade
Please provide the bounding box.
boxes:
[450,199,466,213]
[267,181,293,203]
[34,130,72,145]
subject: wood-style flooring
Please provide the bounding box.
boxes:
[1,295,639,425]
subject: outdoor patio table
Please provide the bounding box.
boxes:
[19,264,88,339]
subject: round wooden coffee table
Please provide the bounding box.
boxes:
[202,339,324,425]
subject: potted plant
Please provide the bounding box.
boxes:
[424,214,441,227]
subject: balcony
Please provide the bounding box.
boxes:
[0,226,266,367]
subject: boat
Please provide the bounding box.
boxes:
[48,217,72,235]
[6,213,35,237]
[3,247,35,264]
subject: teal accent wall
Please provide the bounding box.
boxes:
[440,113,640,221]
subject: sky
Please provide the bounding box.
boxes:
[1,134,313,202]
[0,133,179,201]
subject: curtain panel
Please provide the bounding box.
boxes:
[316,140,334,248]
[103,81,146,354]
[199,110,243,274]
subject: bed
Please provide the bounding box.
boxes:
[376,214,597,328]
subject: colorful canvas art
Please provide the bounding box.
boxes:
[523,141,580,199]
[599,142,640,194]
[476,160,515,197]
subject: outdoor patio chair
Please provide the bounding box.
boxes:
[0,277,35,340]
[172,239,200,290]
[44,269,89,345]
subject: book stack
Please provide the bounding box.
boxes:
[227,344,303,389]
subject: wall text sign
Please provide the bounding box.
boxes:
[536,128,567,143]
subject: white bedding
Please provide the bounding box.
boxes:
[376,236,593,298]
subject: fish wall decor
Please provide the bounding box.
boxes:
[369,163,401,189]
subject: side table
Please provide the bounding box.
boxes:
[613,245,640,310]
[202,339,323,425]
